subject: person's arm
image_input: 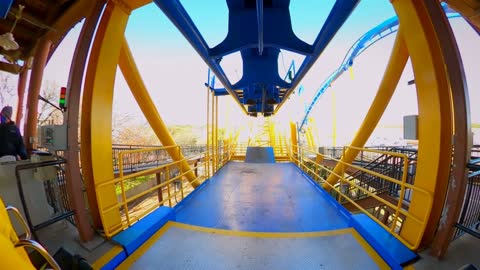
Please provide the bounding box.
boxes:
[15,127,28,160]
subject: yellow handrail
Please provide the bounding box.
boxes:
[295,145,432,250]
[96,143,236,237]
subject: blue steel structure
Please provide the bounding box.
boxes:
[298,5,461,131]
[0,0,13,19]
[154,0,359,117]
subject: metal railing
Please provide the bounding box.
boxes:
[14,158,75,239]
[96,143,235,237]
[342,147,418,203]
[112,144,207,173]
[291,144,432,250]
[453,147,480,239]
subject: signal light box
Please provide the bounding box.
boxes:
[59,87,67,110]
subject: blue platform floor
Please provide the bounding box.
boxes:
[175,162,350,232]
[108,162,416,269]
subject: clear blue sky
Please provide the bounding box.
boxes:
[41,1,479,144]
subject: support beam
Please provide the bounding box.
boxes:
[425,0,471,257]
[81,1,129,232]
[256,0,264,55]
[24,38,52,153]
[153,0,247,115]
[323,30,408,190]
[211,91,216,171]
[0,62,21,74]
[45,0,98,44]
[274,0,360,114]
[392,0,455,248]
[118,37,199,188]
[125,0,153,11]
[290,122,298,165]
[15,68,28,127]
[444,0,480,29]
[467,19,480,35]
[206,86,210,178]
[64,0,105,240]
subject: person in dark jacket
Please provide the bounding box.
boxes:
[0,106,27,160]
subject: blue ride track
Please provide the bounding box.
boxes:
[298,4,461,131]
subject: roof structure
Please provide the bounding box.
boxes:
[0,0,86,74]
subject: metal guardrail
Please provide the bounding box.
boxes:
[454,148,480,239]
[342,147,418,203]
[96,143,235,237]
[14,158,75,240]
[112,144,207,173]
[292,145,432,250]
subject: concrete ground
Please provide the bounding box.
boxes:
[414,234,480,270]
[36,221,115,264]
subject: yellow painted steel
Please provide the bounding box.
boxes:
[0,199,32,267]
[392,0,454,247]
[81,1,128,232]
[290,122,298,165]
[206,87,211,178]
[215,96,219,171]
[444,0,480,27]
[0,234,35,270]
[332,90,337,147]
[124,0,153,10]
[118,38,198,188]
[323,29,408,191]
[211,91,216,172]
[299,146,432,249]
[348,66,354,80]
[92,246,124,270]
[306,127,314,151]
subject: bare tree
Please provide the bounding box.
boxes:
[112,112,134,144]
[113,120,160,145]
[0,72,16,107]
[37,81,63,126]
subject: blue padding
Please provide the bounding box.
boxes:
[0,0,13,18]
[292,163,352,220]
[351,214,419,269]
[100,250,127,270]
[245,147,275,163]
[174,176,210,210]
[112,206,175,255]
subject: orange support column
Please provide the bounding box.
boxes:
[23,38,52,153]
[15,68,28,127]
[63,1,105,240]
[423,0,471,257]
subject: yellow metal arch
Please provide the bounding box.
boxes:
[81,1,129,232]
[81,0,196,232]
[323,29,409,189]
[393,0,455,248]
[323,0,466,249]
[118,38,199,187]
